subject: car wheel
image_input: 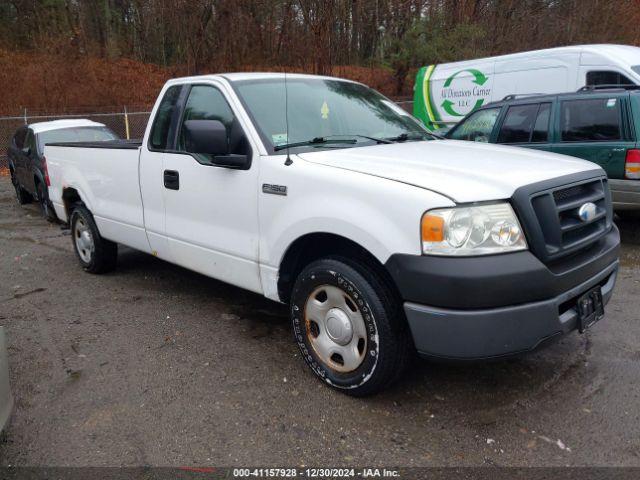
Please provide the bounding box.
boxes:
[290,256,412,396]
[70,204,118,274]
[11,171,32,205]
[36,182,56,222]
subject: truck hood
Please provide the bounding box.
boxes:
[297,140,602,203]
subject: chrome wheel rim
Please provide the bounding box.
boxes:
[74,218,94,263]
[304,285,367,373]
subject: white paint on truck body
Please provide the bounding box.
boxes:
[46,73,602,303]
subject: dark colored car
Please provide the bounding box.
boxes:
[445,85,640,211]
[8,120,118,220]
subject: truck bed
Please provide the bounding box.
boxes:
[46,139,142,150]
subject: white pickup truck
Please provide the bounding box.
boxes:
[45,73,620,395]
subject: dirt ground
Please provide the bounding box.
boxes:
[0,177,638,467]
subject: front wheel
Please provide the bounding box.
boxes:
[290,257,412,396]
[70,204,118,274]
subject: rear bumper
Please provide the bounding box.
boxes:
[386,226,620,359]
[610,178,640,210]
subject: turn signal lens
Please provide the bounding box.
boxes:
[625,149,640,179]
[421,214,444,242]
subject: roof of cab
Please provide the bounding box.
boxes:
[165,72,358,85]
[29,119,107,134]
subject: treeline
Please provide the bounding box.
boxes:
[1,0,640,94]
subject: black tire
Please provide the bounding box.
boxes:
[290,256,412,396]
[36,181,56,222]
[70,204,118,274]
[11,170,32,205]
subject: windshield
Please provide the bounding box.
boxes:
[632,65,640,76]
[38,126,118,152]
[233,78,433,153]
[446,108,501,142]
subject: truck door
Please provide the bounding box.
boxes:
[8,126,27,182]
[19,129,37,192]
[160,83,262,294]
[138,84,185,260]
[552,95,632,178]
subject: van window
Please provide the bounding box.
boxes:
[632,66,640,76]
[561,98,622,142]
[447,108,500,142]
[497,104,539,143]
[531,103,551,143]
[586,71,634,86]
[149,85,182,150]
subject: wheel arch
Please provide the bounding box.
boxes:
[277,232,400,305]
[61,186,87,219]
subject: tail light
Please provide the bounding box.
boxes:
[42,156,51,186]
[625,149,640,179]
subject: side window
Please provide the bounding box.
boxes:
[447,108,500,142]
[561,98,622,142]
[497,104,540,144]
[177,85,250,158]
[149,85,182,150]
[12,127,27,149]
[531,103,551,143]
[586,71,634,86]
[23,129,35,153]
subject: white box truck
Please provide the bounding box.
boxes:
[414,44,640,130]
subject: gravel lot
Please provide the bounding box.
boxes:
[0,176,638,467]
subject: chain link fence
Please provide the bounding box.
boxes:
[0,99,415,171]
[0,108,152,170]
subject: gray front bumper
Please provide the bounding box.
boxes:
[610,179,640,210]
[404,260,618,360]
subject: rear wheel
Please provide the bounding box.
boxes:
[36,181,56,222]
[70,204,118,273]
[290,256,412,396]
[11,170,31,205]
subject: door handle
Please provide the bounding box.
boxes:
[163,170,179,190]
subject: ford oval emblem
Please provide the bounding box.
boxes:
[578,202,597,222]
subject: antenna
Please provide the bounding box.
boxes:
[284,70,293,166]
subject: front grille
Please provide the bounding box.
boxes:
[512,174,613,264]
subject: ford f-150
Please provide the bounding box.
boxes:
[44,73,620,395]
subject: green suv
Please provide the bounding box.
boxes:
[445,86,640,210]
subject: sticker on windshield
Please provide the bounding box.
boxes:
[272,133,288,145]
[382,100,411,116]
[607,98,617,108]
[321,101,330,119]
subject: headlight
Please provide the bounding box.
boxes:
[421,203,527,256]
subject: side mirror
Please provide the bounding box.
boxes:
[183,119,228,155]
[183,119,250,170]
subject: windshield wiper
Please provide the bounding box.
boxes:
[274,136,357,151]
[386,132,428,142]
[342,134,392,144]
